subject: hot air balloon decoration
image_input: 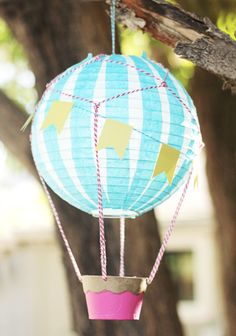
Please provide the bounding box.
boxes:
[27,0,203,321]
[30,51,203,320]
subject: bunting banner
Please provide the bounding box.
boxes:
[97,119,132,159]
[40,101,181,181]
[153,144,180,184]
[41,101,74,133]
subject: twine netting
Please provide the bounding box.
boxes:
[31,53,201,282]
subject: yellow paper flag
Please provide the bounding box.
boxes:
[194,174,199,189]
[41,101,74,133]
[153,144,180,184]
[97,119,132,159]
[192,158,199,190]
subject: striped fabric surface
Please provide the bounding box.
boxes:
[31,53,203,218]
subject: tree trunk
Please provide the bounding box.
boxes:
[174,1,236,331]
[190,68,236,336]
[0,1,183,335]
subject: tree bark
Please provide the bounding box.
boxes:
[0,92,34,174]
[0,1,183,335]
[116,0,236,92]
[190,68,236,336]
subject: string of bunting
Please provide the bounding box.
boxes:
[41,100,183,185]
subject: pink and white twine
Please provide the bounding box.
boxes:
[147,168,193,284]
[31,54,197,285]
[93,103,107,280]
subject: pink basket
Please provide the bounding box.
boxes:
[82,275,147,320]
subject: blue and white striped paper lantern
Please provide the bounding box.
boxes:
[31,53,202,218]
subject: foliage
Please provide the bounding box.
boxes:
[217,11,236,41]
[120,27,152,56]
[120,27,195,89]
[0,19,37,111]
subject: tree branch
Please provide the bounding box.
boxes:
[0,91,35,174]
[116,0,236,92]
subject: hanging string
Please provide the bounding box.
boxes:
[119,217,125,277]
[147,169,193,285]
[110,0,116,54]
[37,174,83,283]
[29,134,83,282]
[93,103,107,280]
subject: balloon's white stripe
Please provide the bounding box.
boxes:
[91,58,109,202]
[146,61,170,144]
[127,57,143,192]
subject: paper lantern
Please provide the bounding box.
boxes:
[31,53,202,218]
[30,52,203,320]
